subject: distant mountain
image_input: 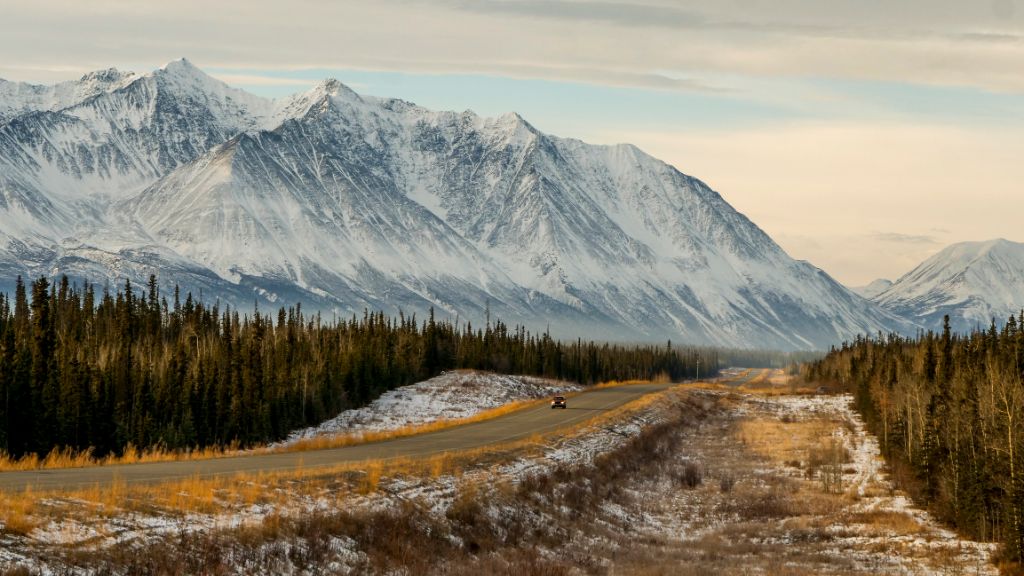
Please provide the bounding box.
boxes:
[0,59,913,349]
[852,279,893,299]
[0,68,139,123]
[873,239,1024,332]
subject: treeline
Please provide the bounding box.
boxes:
[804,317,1024,564]
[0,275,717,459]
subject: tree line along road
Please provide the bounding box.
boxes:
[0,381,683,492]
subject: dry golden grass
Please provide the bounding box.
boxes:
[736,417,836,467]
[0,487,38,536]
[0,442,237,473]
[594,378,657,389]
[848,510,926,536]
[665,392,998,574]
[358,461,383,495]
[428,452,454,479]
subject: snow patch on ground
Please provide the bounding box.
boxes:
[277,370,579,446]
[758,393,998,574]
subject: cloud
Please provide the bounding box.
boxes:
[991,0,1017,20]
[457,1,708,29]
[871,233,940,245]
[955,31,1024,44]
[434,63,723,92]
[455,0,1024,45]
[3,0,1024,93]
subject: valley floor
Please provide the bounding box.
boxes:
[0,372,999,575]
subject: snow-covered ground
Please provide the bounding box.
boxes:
[276,370,579,446]
[814,395,995,571]
[727,393,997,574]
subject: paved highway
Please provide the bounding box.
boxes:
[0,381,678,492]
[720,368,772,387]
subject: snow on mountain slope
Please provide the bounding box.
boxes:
[873,239,1024,332]
[123,102,611,335]
[0,68,139,124]
[0,59,274,240]
[853,279,893,299]
[0,61,914,349]
[0,59,287,294]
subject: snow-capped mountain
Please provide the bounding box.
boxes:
[0,60,913,349]
[0,59,276,243]
[872,239,1024,333]
[0,68,139,123]
[852,279,893,299]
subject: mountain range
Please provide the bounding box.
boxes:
[0,59,924,349]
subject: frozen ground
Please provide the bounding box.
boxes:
[277,370,579,446]
[0,375,1001,574]
[719,393,996,574]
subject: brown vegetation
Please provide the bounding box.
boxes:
[0,386,996,575]
[0,381,680,539]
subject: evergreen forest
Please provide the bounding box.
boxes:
[804,316,1024,564]
[0,275,717,460]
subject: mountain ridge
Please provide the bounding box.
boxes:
[0,59,915,349]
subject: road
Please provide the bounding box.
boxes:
[0,382,678,492]
[719,368,772,387]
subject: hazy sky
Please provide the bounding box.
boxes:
[2,0,1022,286]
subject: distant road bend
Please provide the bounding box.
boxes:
[720,368,770,387]
[0,381,686,492]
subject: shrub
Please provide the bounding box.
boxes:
[719,473,736,494]
[679,461,704,489]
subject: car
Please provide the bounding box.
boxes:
[551,396,567,409]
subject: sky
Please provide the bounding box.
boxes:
[2,0,1023,286]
